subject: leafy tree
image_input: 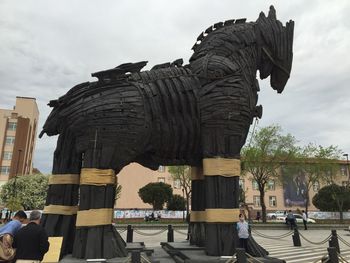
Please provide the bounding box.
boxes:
[6,197,23,211]
[167,194,186,211]
[168,166,191,217]
[0,174,48,210]
[282,144,342,214]
[138,182,173,210]
[241,124,298,222]
[312,184,350,222]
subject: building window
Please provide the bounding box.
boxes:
[5,136,15,145]
[158,177,165,183]
[158,166,165,172]
[174,179,181,189]
[341,166,347,176]
[269,196,277,207]
[267,180,275,191]
[252,180,259,190]
[313,181,320,192]
[7,122,17,131]
[239,179,245,190]
[3,152,12,160]
[0,166,10,175]
[253,196,261,207]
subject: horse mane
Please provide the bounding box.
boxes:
[191,18,247,52]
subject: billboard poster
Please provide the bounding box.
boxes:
[282,168,307,206]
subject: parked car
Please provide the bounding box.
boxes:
[267,210,285,219]
[276,214,316,224]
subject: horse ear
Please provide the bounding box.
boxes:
[268,5,277,20]
[259,11,266,19]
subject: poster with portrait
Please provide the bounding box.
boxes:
[282,167,307,206]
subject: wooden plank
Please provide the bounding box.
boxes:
[42,237,63,263]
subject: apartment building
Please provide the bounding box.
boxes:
[0,97,39,186]
[241,161,349,213]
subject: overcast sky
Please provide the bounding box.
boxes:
[1,0,349,174]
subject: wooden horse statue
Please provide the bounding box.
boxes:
[39,6,294,259]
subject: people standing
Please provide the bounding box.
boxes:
[237,213,249,251]
[286,210,296,230]
[13,210,49,263]
[0,210,27,262]
[302,210,308,230]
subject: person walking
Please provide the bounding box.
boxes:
[13,210,49,263]
[302,210,308,230]
[236,213,249,251]
[0,210,27,262]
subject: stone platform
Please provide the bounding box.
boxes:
[60,242,159,263]
[161,242,286,263]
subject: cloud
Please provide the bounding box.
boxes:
[1,0,349,173]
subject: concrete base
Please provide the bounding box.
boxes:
[61,242,156,263]
[161,242,286,263]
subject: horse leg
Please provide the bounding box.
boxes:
[41,130,81,256]
[200,75,255,256]
[72,145,127,259]
[189,166,206,246]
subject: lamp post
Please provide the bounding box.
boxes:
[182,188,185,222]
[344,153,349,186]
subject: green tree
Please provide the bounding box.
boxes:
[138,182,173,210]
[0,174,49,210]
[168,166,191,217]
[167,194,186,211]
[312,184,350,222]
[282,144,342,214]
[241,124,298,222]
[6,197,23,211]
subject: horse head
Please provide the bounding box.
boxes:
[256,6,294,93]
[39,99,61,138]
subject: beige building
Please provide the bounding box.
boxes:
[0,97,39,186]
[116,161,349,213]
[116,163,184,209]
[241,161,349,213]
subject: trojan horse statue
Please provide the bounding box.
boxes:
[40,6,294,259]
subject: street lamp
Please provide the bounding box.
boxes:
[344,153,349,186]
[182,188,185,222]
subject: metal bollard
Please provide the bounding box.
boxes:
[127,224,134,243]
[329,229,340,254]
[167,224,174,242]
[131,250,141,263]
[327,247,339,263]
[236,248,247,263]
[292,228,301,246]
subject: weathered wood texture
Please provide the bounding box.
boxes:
[40,6,294,258]
[72,149,127,259]
[41,131,80,256]
[189,169,206,246]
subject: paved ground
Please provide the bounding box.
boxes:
[116,228,350,262]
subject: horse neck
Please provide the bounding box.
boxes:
[190,23,259,82]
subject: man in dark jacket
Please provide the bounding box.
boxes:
[13,210,49,262]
